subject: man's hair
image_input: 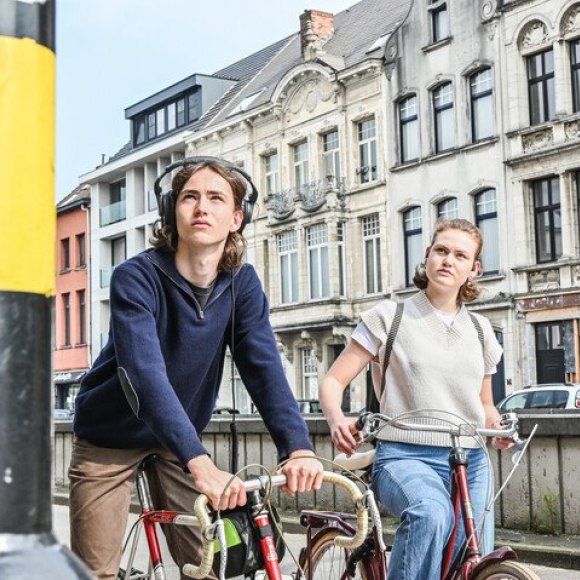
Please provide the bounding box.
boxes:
[413,218,483,303]
[150,159,248,272]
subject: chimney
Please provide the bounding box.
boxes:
[300,10,334,60]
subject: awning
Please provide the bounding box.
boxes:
[53,370,86,384]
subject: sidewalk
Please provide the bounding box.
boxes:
[53,489,580,571]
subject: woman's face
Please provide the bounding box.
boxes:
[425,228,480,295]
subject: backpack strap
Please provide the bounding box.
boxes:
[380,302,404,400]
[468,312,485,353]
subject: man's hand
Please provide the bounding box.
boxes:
[280,450,324,496]
[329,415,362,456]
[187,454,246,511]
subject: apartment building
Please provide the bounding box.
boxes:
[81,0,580,413]
[54,185,91,411]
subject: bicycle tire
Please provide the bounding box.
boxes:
[299,527,372,580]
[472,560,541,580]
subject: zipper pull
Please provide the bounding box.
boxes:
[199,309,204,319]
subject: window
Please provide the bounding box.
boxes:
[533,177,561,263]
[362,214,382,294]
[357,119,377,183]
[176,98,186,126]
[437,198,458,219]
[430,1,449,43]
[77,290,86,345]
[475,189,499,274]
[302,348,318,399]
[112,235,127,267]
[188,91,201,123]
[156,108,166,136]
[307,224,330,299]
[337,222,346,297]
[528,49,555,125]
[278,230,298,303]
[572,40,580,113]
[404,207,423,286]
[61,238,70,271]
[110,179,126,204]
[470,68,494,141]
[76,233,86,268]
[577,171,580,247]
[399,95,419,163]
[166,102,176,132]
[147,112,156,140]
[232,362,251,414]
[293,142,309,189]
[134,117,145,145]
[433,83,455,152]
[322,130,341,179]
[264,152,279,195]
[62,293,71,347]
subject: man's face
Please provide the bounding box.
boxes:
[174,167,243,251]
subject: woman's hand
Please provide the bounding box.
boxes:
[329,415,362,456]
[280,450,324,496]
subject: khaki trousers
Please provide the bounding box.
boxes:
[68,438,213,580]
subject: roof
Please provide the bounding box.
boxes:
[57,184,91,213]
[104,0,412,163]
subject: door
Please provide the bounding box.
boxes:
[535,322,565,383]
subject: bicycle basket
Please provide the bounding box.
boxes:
[211,504,285,578]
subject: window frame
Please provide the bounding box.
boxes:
[322,130,341,179]
[433,82,455,153]
[306,224,330,300]
[293,141,309,190]
[302,348,318,399]
[362,214,382,294]
[437,197,458,220]
[76,233,86,268]
[61,238,70,272]
[77,289,86,345]
[264,152,279,196]
[474,188,500,275]
[431,2,449,44]
[62,292,71,347]
[470,68,494,142]
[571,39,580,113]
[403,206,423,287]
[532,176,561,264]
[357,119,377,183]
[527,48,555,126]
[399,95,420,163]
[277,230,299,304]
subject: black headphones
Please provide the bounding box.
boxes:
[153,156,258,233]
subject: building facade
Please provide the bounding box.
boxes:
[82,0,580,413]
[54,185,91,411]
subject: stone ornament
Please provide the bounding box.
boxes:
[562,6,580,36]
[288,78,334,115]
[481,0,497,22]
[522,128,553,152]
[564,120,580,140]
[528,269,560,292]
[519,20,549,51]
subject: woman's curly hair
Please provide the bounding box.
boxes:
[150,159,249,273]
[413,218,483,304]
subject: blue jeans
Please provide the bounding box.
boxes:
[372,441,494,580]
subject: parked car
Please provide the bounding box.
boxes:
[497,383,580,412]
[53,408,74,420]
[212,406,240,416]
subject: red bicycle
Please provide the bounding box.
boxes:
[300,410,540,580]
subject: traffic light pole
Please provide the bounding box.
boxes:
[0,1,91,577]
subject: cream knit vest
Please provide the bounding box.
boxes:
[360,291,503,448]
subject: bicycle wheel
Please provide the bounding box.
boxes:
[473,560,541,580]
[299,527,372,580]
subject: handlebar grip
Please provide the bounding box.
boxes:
[182,494,214,579]
[349,413,367,434]
[321,471,368,549]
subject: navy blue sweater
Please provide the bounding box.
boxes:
[74,248,313,467]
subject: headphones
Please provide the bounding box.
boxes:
[153,156,258,233]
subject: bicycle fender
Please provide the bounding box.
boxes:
[470,546,518,577]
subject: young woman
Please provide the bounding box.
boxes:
[320,218,509,580]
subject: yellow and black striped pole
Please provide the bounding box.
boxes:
[0,1,90,576]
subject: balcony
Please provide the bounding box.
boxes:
[100,200,126,226]
[148,189,158,212]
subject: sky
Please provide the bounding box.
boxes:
[55,0,357,200]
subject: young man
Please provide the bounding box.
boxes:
[69,157,323,579]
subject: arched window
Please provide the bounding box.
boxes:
[398,95,420,163]
[403,207,423,286]
[474,189,499,274]
[437,197,458,219]
[470,68,494,141]
[433,83,455,152]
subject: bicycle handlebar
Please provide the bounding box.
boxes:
[182,471,368,579]
[352,411,525,447]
